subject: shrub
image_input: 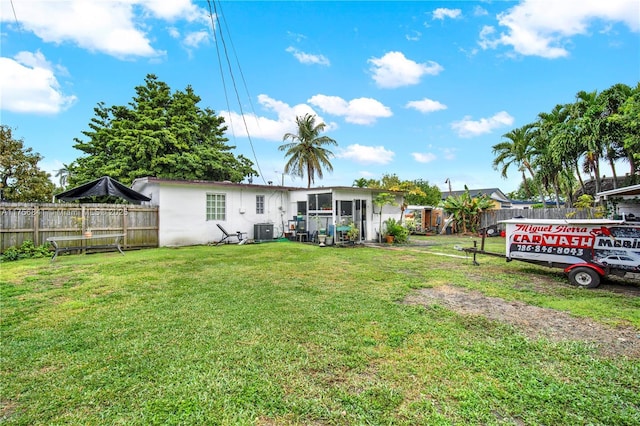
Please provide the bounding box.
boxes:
[1,247,22,261]
[1,240,52,262]
[384,218,409,243]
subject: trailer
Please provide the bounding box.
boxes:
[500,219,640,288]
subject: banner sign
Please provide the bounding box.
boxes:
[506,223,640,271]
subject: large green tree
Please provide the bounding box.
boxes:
[0,125,55,202]
[493,82,639,203]
[606,82,639,180]
[401,179,440,206]
[69,74,256,185]
[279,114,337,188]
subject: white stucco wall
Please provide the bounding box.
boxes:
[133,179,289,246]
[132,178,405,246]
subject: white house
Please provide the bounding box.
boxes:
[131,177,403,246]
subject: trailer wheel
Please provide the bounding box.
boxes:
[567,267,601,288]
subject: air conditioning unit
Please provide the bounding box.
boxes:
[254,223,273,242]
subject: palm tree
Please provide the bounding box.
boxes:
[548,103,586,198]
[54,166,71,189]
[492,123,546,206]
[607,82,640,177]
[352,178,370,188]
[442,186,494,234]
[597,83,633,188]
[279,114,337,188]
[572,90,604,194]
[535,104,570,207]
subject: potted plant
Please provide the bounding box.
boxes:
[346,224,360,243]
[383,218,408,244]
[317,228,327,246]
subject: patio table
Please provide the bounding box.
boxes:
[46,233,125,261]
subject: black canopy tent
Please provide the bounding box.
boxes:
[55,176,151,204]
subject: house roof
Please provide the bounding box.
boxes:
[511,200,563,206]
[133,176,296,191]
[596,184,640,199]
[132,177,402,194]
[442,188,511,203]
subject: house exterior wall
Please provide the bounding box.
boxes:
[612,201,640,220]
[132,178,404,246]
[133,179,289,246]
[291,188,402,242]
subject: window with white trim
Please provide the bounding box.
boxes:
[256,195,265,214]
[206,193,226,221]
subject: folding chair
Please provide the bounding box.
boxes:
[215,224,247,246]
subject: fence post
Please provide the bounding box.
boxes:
[123,205,128,248]
[33,205,40,246]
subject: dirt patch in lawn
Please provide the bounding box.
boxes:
[404,285,640,358]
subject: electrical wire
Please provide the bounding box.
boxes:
[9,0,20,29]
[206,0,266,184]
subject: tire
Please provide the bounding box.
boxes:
[567,267,601,288]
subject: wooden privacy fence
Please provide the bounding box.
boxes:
[480,208,599,228]
[0,203,158,253]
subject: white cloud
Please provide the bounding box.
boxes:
[220,94,335,141]
[405,30,422,41]
[0,51,77,114]
[308,95,392,125]
[368,51,443,89]
[287,31,307,43]
[358,170,376,178]
[473,6,489,17]
[441,147,457,160]
[406,98,447,113]
[139,0,207,23]
[285,47,330,66]
[451,111,514,138]
[183,30,209,48]
[168,26,181,38]
[337,144,394,165]
[479,0,639,58]
[0,0,209,58]
[41,159,66,184]
[412,152,437,163]
[433,8,462,20]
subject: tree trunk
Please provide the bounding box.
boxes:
[609,157,618,189]
[593,160,601,195]
[525,163,546,208]
[553,180,561,207]
[574,161,586,195]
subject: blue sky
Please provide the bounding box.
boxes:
[1,0,638,194]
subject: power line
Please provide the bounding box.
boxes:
[10,0,20,28]
[206,0,266,184]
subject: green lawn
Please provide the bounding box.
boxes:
[1,237,639,425]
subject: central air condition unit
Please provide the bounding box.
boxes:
[254,223,274,242]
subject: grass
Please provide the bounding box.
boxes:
[1,236,639,425]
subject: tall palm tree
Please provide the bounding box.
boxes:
[279,114,337,188]
[548,103,586,197]
[492,123,546,206]
[597,83,633,189]
[608,82,640,177]
[535,104,571,206]
[572,90,604,194]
